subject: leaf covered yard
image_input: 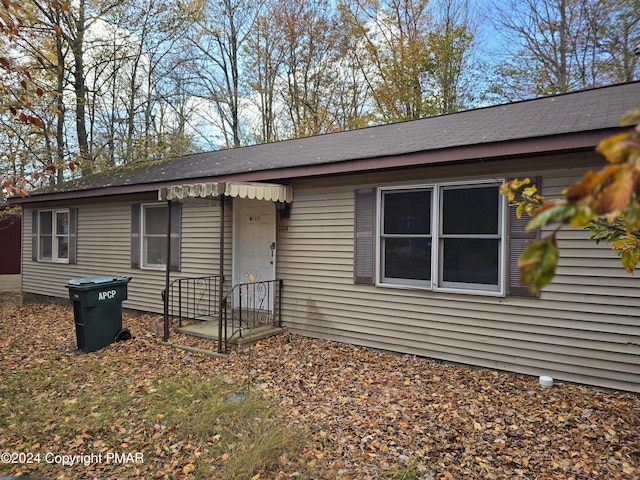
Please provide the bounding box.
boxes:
[1,297,639,480]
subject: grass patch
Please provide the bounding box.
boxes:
[0,349,307,479]
[144,377,305,479]
[382,463,424,480]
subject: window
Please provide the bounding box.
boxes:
[38,209,70,262]
[142,204,168,268]
[380,189,432,286]
[378,182,504,294]
[131,203,181,271]
[438,184,501,291]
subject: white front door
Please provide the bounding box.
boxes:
[233,198,276,310]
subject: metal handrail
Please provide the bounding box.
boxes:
[222,279,283,348]
[163,276,282,353]
[163,275,221,327]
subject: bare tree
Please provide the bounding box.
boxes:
[329,38,375,131]
[429,0,476,113]
[183,0,264,148]
[490,0,639,98]
[271,0,340,137]
[244,5,284,143]
[88,0,196,166]
[598,0,640,83]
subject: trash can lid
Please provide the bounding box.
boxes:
[65,275,131,287]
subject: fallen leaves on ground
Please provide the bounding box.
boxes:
[1,296,639,479]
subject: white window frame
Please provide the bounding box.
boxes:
[141,203,167,270]
[377,179,506,296]
[379,186,433,287]
[38,209,70,263]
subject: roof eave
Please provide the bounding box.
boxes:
[7,127,619,205]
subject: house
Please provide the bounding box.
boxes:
[8,81,640,393]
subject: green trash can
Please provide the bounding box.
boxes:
[65,276,132,352]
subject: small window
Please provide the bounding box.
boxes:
[142,204,167,268]
[38,209,69,262]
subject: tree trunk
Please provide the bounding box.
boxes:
[55,12,67,184]
[71,0,92,175]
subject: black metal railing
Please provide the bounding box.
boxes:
[222,279,283,343]
[164,275,221,327]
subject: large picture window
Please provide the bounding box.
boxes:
[378,182,504,294]
[38,210,70,262]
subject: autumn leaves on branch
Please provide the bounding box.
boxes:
[1,1,80,197]
[502,106,640,292]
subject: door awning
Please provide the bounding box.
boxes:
[158,181,293,203]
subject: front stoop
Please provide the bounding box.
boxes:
[161,341,228,359]
[175,321,285,346]
[229,325,287,346]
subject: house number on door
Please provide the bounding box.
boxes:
[249,215,260,222]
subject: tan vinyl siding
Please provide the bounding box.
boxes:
[23,202,132,301]
[277,153,640,393]
[22,197,231,315]
[180,200,233,285]
[20,151,640,392]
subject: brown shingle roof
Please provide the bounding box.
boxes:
[16,81,640,201]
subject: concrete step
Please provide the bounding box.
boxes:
[175,321,285,346]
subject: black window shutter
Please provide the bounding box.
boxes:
[131,204,141,269]
[354,188,376,284]
[169,202,181,272]
[31,210,38,261]
[507,177,541,297]
[69,207,78,264]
